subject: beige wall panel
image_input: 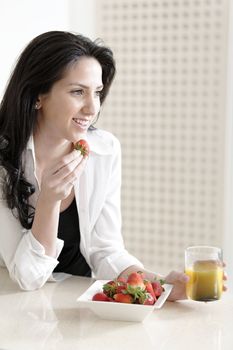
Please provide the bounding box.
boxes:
[95,0,229,274]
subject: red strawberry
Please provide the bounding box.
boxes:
[140,293,155,305]
[144,280,156,299]
[116,284,127,294]
[151,281,164,297]
[127,272,145,290]
[74,139,90,157]
[103,280,117,298]
[106,280,116,285]
[114,293,134,304]
[116,277,127,284]
[92,292,111,302]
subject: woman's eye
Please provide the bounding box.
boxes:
[95,90,103,97]
[70,89,103,97]
[71,90,83,95]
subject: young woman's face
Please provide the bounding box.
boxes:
[36,57,103,143]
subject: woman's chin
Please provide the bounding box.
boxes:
[71,131,87,143]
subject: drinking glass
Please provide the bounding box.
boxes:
[185,246,223,301]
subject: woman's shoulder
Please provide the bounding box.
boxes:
[87,128,121,155]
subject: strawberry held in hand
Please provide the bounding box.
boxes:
[74,139,90,157]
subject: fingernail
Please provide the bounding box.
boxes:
[183,274,190,282]
[74,149,81,156]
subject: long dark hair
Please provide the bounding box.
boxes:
[0,31,116,229]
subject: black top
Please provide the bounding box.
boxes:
[53,198,91,277]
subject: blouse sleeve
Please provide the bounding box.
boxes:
[0,168,64,290]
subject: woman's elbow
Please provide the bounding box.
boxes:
[10,265,47,291]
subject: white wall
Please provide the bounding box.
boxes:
[0,0,95,98]
[68,0,96,39]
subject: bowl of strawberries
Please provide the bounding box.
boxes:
[76,271,173,322]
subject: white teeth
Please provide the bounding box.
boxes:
[72,118,89,126]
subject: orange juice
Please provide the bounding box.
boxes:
[185,260,223,301]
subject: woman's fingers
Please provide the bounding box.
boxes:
[222,269,227,291]
[63,156,88,185]
[52,150,83,181]
[52,150,82,175]
[165,271,188,301]
[40,149,87,201]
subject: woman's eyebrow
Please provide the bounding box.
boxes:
[68,83,104,89]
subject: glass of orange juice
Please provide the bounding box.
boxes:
[185,246,223,301]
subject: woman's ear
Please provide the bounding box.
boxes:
[35,96,42,110]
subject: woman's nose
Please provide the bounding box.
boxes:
[82,95,99,116]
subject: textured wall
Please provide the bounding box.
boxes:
[95,0,230,274]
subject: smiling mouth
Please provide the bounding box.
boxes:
[72,118,90,129]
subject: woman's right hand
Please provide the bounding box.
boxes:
[39,149,87,203]
[165,271,189,301]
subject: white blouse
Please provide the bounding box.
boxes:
[0,128,143,290]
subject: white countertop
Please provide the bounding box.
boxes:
[0,267,233,350]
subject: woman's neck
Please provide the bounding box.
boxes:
[33,129,73,171]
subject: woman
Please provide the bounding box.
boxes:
[0,30,189,298]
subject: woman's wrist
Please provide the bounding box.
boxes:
[32,193,61,257]
[37,190,61,208]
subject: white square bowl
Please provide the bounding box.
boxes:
[76,280,173,322]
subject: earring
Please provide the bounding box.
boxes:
[35,103,40,110]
